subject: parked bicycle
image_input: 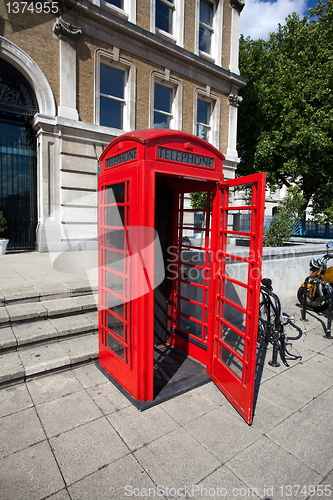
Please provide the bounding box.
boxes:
[258,278,304,367]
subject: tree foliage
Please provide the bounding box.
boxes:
[263,186,305,246]
[237,0,333,222]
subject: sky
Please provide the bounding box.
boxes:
[240,0,320,40]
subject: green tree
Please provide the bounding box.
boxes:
[263,186,305,246]
[237,0,333,222]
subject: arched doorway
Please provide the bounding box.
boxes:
[0,59,38,251]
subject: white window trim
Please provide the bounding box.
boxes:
[193,87,220,148]
[151,0,185,47]
[150,70,183,130]
[93,0,136,24]
[195,0,223,66]
[95,49,136,132]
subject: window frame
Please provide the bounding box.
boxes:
[95,49,136,133]
[150,71,183,130]
[195,0,223,66]
[151,0,185,47]
[193,87,220,148]
[95,0,136,24]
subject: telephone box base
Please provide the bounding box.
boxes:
[96,346,210,411]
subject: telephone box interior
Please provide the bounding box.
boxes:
[98,129,265,424]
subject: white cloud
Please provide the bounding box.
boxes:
[240,0,308,40]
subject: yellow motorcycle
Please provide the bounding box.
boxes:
[298,241,333,312]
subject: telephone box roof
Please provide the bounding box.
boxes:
[99,129,225,162]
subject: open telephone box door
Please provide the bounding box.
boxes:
[98,129,265,424]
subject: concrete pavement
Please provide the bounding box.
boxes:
[0,251,333,500]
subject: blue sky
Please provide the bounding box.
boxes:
[240,0,320,39]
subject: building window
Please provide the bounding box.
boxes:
[99,0,136,23]
[151,0,184,46]
[156,0,174,34]
[150,71,182,130]
[95,49,136,132]
[195,0,223,65]
[153,83,173,128]
[194,88,220,148]
[105,0,123,8]
[196,99,211,140]
[100,64,125,129]
[199,0,213,54]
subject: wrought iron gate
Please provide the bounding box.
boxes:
[0,59,39,252]
[0,129,37,251]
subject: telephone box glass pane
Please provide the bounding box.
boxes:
[220,347,243,380]
[107,333,124,359]
[106,183,125,204]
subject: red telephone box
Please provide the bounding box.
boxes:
[98,129,265,424]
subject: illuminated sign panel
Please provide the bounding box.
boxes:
[157,147,214,168]
[106,148,137,168]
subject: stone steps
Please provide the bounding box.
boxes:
[0,291,99,386]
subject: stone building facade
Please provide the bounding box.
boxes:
[0,0,246,252]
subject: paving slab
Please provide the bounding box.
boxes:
[18,343,70,376]
[266,411,333,476]
[27,370,83,406]
[59,333,98,364]
[50,416,129,485]
[299,386,333,429]
[1,286,38,304]
[12,319,58,345]
[84,310,98,326]
[0,305,9,324]
[42,297,83,316]
[258,360,333,413]
[37,283,71,301]
[0,441,65,500]
[0,350,24,383]
[73,294,97,310]
[36,389,102,438]
[0,407,46,459]
[0,383,33,417]
[251,390,295,433]
[49,314,94,336]
[189,465,261,500]
[59,333,98,365]
[6,302,47,322]
[48,490,71,500]
[302,351,333,375]
[160,386,219,425]
[184,405,262,463]
[226,437,321,500]
[0,326,16,349]
[68,454,160,500]
[134,427,221,491]
[107,404,179,451]
[86,380,131,414]
[72,362,109,388]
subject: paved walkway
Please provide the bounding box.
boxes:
[0,252,333,500]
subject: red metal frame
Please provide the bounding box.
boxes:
[98,129,265,423]
[207,173,266,424]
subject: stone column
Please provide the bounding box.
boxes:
[226,92,243,162]
[229,0,245,75]
[53,18,82,120]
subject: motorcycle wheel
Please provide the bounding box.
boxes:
[297,286,328,312]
